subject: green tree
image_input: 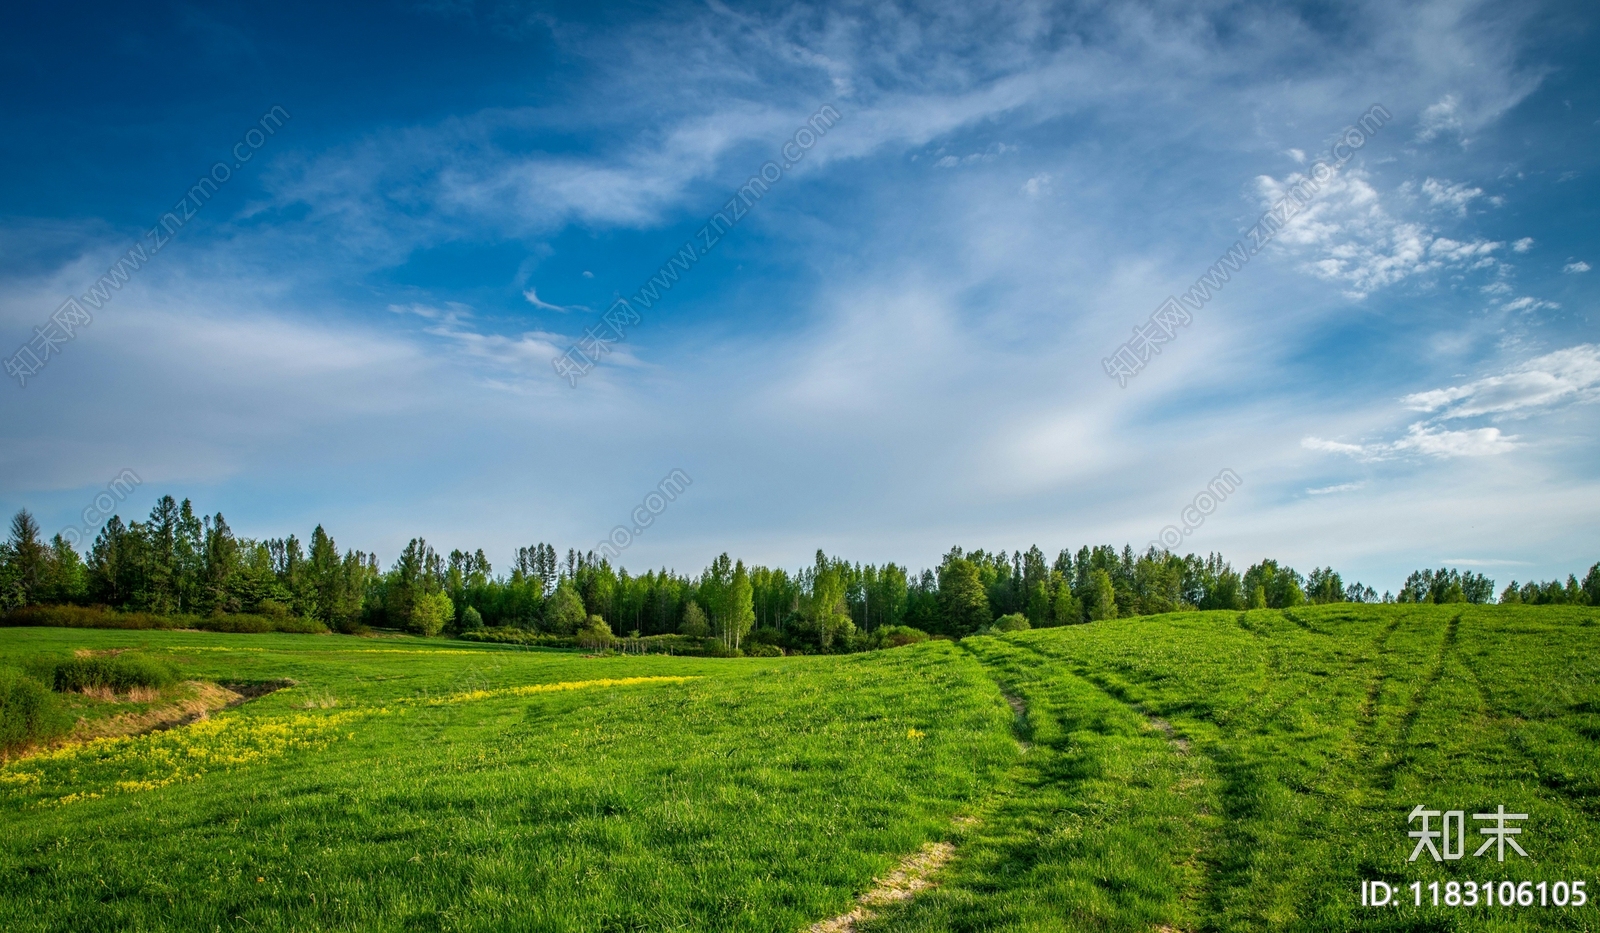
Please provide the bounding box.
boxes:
[725,560,756,651]
[937,555,990,635]
[679,600,710,638]
[1087,569,1117,621]
[42,534,87,604]
[5,510,47,608]
[1051,579,1082,625]
[545,579,587,635]
[410,591,453,636]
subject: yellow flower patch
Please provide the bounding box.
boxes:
[2,708,386,806]
[432,675,697,706]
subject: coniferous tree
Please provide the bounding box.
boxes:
[4,510,46,608]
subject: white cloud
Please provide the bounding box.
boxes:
[1256,168,1501,298]
[522,287,586,313]
[1502,296,1559,313]
[1302,437,1367,455]
[932,143,1015,169]
[1392,423,1518,457]
[1417,94,1463,142]
[1421,177,1483,215]
[1564,260,1590,274]
[1512,237,1534,252]
[1307,482,1363,495]
[1021,172,1052,198]
[1401,344,1600,419]
[1304,424,1518,460]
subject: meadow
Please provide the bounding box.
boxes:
[2,603,1598,932]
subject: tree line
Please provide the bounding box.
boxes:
[2,497,1598,652]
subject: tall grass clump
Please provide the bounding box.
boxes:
[31,655,178,694]
[0,667,70,754]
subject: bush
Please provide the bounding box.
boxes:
[456,629,578,648]
[871,625,931,648]
[745,643,783,657]
[0,605,327,634]
[610,634,708,656]
[192,613,328,634]
[33,654,177,693]
[577,616,615,651]
[0,667,69,754]
[992,613,1031,633]
[2,605,168,630]
[701,638,743,658]
[460,606,484,632]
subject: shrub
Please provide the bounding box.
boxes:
[456,629,578,648]
[701,638,743,658]
[0,605,328,634]
[35,654,177,693]
[0,667,69,754]
[992,613,1031,633]
[255,599,292,621]
[2,605,169,630]
[745,627,783,647]
[577,617,614,651]
[460,606,485,631]
[745,643,783,657]
[192,613,328,634]
[871,625,931,648]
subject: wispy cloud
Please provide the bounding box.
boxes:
[1564,260,1590,274]
[1303,424,1519,460]
[1421,177,1483,215]
[522,288,587,313]
[1416,94,1464,142]
[1401,344,1600,419]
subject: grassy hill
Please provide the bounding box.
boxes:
[2,604,1597,931]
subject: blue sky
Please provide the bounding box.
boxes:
[2,0,1597,592]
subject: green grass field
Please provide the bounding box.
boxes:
[2,604,1598,932]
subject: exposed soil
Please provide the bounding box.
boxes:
[808,841,956,933]
[1145,716,1190,754]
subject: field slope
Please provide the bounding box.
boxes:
[869,604,1600,932]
